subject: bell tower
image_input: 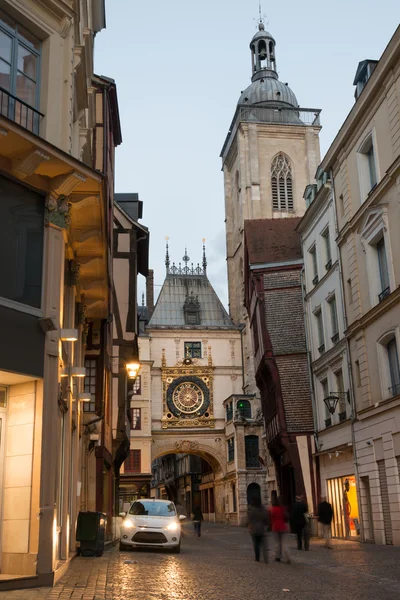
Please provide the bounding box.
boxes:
[221,19,322,391]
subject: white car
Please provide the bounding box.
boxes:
[119,499,186,553]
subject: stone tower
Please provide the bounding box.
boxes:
[221,20,321,392]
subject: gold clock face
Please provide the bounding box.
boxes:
[172,381,204,414]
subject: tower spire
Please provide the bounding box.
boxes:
[202,238,207,274]
[165,236,170,272]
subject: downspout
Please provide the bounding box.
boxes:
[330,170,365,542]
[300,265,320,512]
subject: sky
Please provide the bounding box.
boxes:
[94,0,400,308]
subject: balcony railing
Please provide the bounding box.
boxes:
[0,86,43,135]
[331,333,339,344]
[338,411,347,422]
[325,418,332,428]
[312,274,319,285]
[318,343,325,354]
[378,286,390,303]
[325,259,332,271]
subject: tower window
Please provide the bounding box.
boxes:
[271,154,294,212]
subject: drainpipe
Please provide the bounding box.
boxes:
[300,265,319,512]
[330,169,365,542]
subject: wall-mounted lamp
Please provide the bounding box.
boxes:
[126,360,141,379]
[60,328,79,342]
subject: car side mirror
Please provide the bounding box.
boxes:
[119,512,126,518]
[179,514,186,521]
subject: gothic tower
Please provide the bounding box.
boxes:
[221,21,321,392]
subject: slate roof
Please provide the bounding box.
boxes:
[147,274,236,330]
[244,218,303,265]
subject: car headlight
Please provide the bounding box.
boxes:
[122,520,135,529]
[166,522,179,532]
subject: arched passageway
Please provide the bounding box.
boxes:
[247,482,261,506]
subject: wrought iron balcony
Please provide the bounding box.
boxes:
[0,86,43,135]
[378,286,390,303]
[331,333,339,344]
[324,417,332,428]
[318,343,325,354]
[338,411,347,422]
[325,259,332,271]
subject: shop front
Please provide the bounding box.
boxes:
[327,475,361,539]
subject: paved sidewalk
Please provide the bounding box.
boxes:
[1,523,400,599]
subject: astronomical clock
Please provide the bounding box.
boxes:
[161,351,215,429]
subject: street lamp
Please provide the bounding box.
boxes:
[323,390,350,415]
[126,360,141,379]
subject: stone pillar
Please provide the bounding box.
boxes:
[37,221,65,577]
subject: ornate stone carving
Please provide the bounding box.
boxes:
[45,194,71,228]
[174,440,199,452]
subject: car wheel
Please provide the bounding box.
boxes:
[119,541,128,551]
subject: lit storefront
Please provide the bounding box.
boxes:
[327,475,360,538]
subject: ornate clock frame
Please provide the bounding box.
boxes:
[161,350,215,429]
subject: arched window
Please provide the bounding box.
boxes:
[271,154,294,212]
[237,399,251,419]
[245,435,259,468]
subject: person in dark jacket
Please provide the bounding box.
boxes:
[317,496,333,548]
[192,505,204,537]
[290,495,310,550]
[248,498,269,562]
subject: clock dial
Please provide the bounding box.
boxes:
[166,375,210,419]
[172,382,204,414]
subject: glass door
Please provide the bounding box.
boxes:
[327,475,361,539]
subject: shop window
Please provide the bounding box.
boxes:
[83,358,97,412]
[0,175,44,309]
[131,408,141,430]
[245,435,259,468]
[125,449,141,473]
[237,399,251,419]
[227,438,234,462]
[327,476,360,538]
[184,341,202,359]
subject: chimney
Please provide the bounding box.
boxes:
[146,269,154,315]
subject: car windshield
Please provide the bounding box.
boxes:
[129,501,176,517]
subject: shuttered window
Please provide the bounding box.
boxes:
[124,450,141,473]
[271,154,294,212]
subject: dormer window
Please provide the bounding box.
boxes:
[183,292,200,325]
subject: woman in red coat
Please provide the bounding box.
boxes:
[268,495,291,563]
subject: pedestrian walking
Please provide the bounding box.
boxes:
[290,495,310,551]
[192,504,203,537]
[269,495,290,563]
[248,498,269,563]
[317,495,333,549]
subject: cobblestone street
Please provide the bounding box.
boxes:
[1,524,400,600]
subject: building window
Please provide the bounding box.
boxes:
[271,154,294,212]
[355,360,361,387]
[83,358,97,412]
[387,338,400,397]
[0,175,44,309]
[322,228,332,270]
[131,408,141,430]
[227,438,235,462]
[237,399,251,419]
[358,134,378,200]
[376,237,390,302]
[335,369,346,421]
[0,13,41,132]
[184,341,202,359]
[245,435,259,468]
[124,449,141,473]
[328,295,339,343]
[0,386,7,408]
[226,402,233,422]
[315,309,325,354]
[347,279,353,305]
[309,245,318,285]
[128,375,141,396]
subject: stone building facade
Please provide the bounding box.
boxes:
[221,20,321,500]
[0,0,122,587]
[136,246,266,524]
[319,26,400,545]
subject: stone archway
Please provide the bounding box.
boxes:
[151,434,227,522]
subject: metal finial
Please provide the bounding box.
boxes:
[182,247,190,264]
[255,2,267,29]
[165,236,170,271]
[202,238,207,274]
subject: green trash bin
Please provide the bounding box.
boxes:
[76,511,106,557]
